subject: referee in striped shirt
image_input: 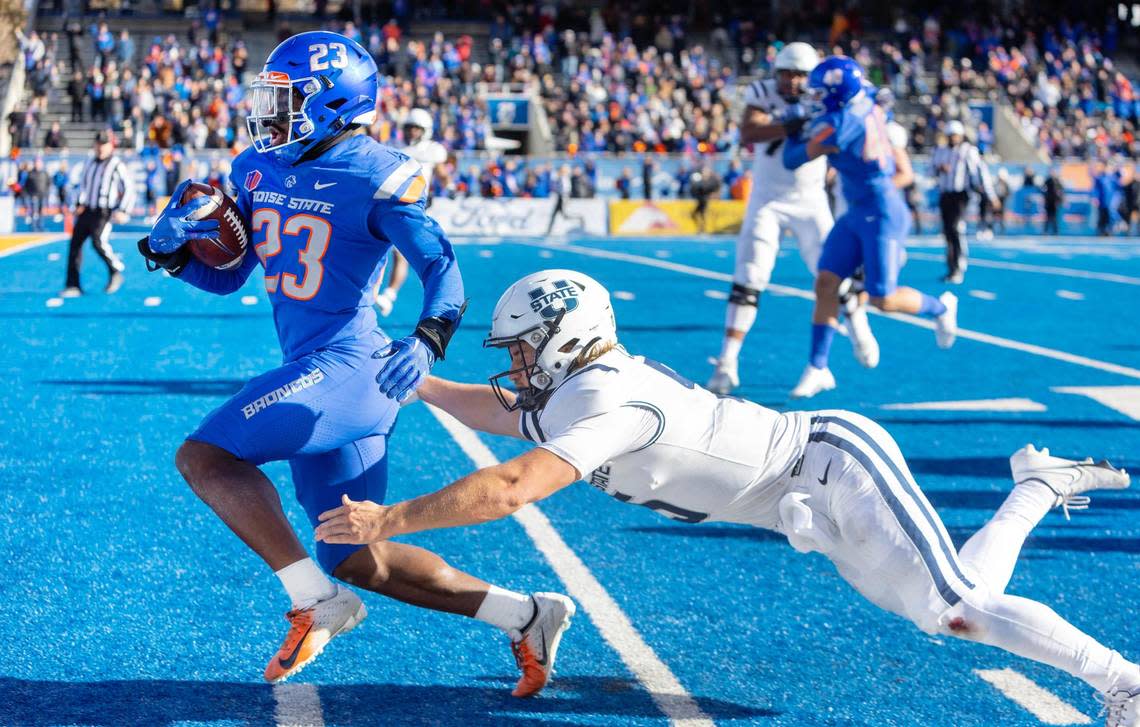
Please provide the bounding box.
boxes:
[932,120,998,284]
[61,130,135,297]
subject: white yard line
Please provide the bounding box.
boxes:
[529,242,1140,381]
[427,404,715,727]
[273,683,326,727]
[974,669,1091,725]
[905,251,1140,285]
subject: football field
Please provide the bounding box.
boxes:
[1,231,1138,726]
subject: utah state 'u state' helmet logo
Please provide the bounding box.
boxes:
[528,279,579,320]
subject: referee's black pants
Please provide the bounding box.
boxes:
[939,191,969,276]
[65,208,123,289]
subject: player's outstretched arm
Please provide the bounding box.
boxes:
[784,122,839,170]
[314,448,578,544]
[370,193,465,402]
[892,146,915,189]
[417,376,523,438]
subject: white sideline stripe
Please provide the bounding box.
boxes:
[426,404,714,727]
[273,683,326,727]
[1052,386,1140,421]
[529,242,1140,381]
[905,251,1140,285]
[973,669,1091,725]
[882,398,1046,412]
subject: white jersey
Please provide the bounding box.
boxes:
[886,119,908,151]
[520,348,811,528]
[741,78,828,202]
[402,139,448,191]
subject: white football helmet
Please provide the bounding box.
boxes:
[485,270,617,411]
[404,107,434,138]
[775,42,819,73]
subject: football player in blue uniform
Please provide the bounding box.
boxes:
[783,56,959,399]
[137,31,573,693]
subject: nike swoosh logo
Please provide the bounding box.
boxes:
[314,181,337,190]
[509,313,525,319]
[277,622,313,670]
[818,460,831,486]
[535,627,550,667]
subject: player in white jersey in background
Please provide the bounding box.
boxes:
[318,269,1139,726]
[709,42,877,394]
[374,108,451,316]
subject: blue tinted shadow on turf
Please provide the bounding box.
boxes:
[942,528,1140,555]
[0,312,265,320]
[626,524,787,544]
[878,417,1140,430]
[42,378,246,397]
[0,677,776,726]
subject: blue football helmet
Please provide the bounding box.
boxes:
[247,31,379,163]
[808,56,866,112]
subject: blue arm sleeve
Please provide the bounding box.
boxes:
[178,248,260,295]
[783,135,810,170]
[368,201,464,323]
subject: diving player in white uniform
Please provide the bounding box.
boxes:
[374,108,451,316]
[709,42,877,394]
[317,269,1140,725]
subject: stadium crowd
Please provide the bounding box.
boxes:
[2,3,1138,231]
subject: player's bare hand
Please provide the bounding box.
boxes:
[315,493,393,544]
[113,211,130,224]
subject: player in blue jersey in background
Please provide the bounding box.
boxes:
[783,56,958,399]
[136,31,574,693]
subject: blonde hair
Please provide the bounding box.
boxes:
[569,339,617,372]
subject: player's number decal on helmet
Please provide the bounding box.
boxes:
[251,208,331,301]
[309,42,349,72]
[821,67,845,87]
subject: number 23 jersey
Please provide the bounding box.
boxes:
[520,348,811,528]
[229,134,446,361]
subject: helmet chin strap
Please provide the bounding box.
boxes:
[292,125,365,166]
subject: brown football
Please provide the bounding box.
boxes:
[181,182,250,270]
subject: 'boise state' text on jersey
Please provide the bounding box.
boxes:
[176,134,463,361]
[791,95,899,210]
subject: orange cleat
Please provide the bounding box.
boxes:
[510,592,576,698]
[263,585,367,683]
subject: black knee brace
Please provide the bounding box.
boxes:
[728,283,760,307]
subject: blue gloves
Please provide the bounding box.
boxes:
[779,104,811,137]
[148,179,221,254]
[374,335,435,402]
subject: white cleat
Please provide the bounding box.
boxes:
[1010,444,1130,519]
[706,358,740,395]
[375,287,397,317]
[264,584,367,683]
[1098,686,1140,727]
[935,292,958,349]
[846,304,880,368]
[510,592,576,698]
[790,365,836,399]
